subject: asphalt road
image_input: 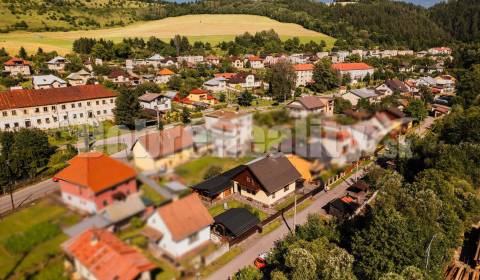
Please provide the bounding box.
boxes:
[0,179,58,215]
[205,167,368,280]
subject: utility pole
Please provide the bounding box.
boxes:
[293,194,297,234]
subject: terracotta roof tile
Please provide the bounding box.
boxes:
[55,152,136,193]
[293,63,315,71]
[4,57,30,66]
[332,63,373,71]
[158,194,213,241]
[65,228,156,280]
[189,88,209,95]
[0,84,116,110]
[158,68,174,75]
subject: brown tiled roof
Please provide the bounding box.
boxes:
[4,57,30,66]
[157,194,213,242]
[246,154,301,194]
[55,152,137,193]
[0,85,116,110]
[385,79,410,92]
[287,96,329,110]
[135,126,193,159]
[138,93,161,103]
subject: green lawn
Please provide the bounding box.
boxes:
[92,143,127,155]
[175,156,253,185]
[140,184,166,205]
[208,199,268,221]
[0,200,80,279]
[252,125,285,153]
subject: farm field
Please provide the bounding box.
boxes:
[0,14,335,54]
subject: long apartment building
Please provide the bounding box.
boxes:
[0,84,117,130]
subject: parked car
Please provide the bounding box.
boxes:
[254,252,269,269]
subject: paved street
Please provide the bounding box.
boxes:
[205,168,367,280]
[0,179,58,215]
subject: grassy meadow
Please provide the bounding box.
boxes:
[0,14,335,54]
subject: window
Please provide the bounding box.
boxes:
[272,192,276,199]
[73,114,77,119]
[23,109,27,115]
[103,110,107,114]
[11,110,16,116]
[103,200,108,206]
[188,232,199,244]
[45,118,50,124]
[2,112,7,117]
[97,111,100,115]
[35,108,40,113]
[87,101,91,106]
[284,185,289,192]
[110,99,114,103]
[37,119,42,124]
[88,111,93,118]
[79,113,83,118]
[71,104,75,108]
[43,107,48,112]
[78,103,82,107]
[4,124,10,129]
[53,116,57,122]
[96,101,100,105]
[61,105,66,110]
[63,115,68,120]
[25,120,31,127]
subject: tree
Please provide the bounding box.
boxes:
[404,99,427,122]
[238,91,254,107]
[232,266,262,280]
[18,47,27,59]
[267,61,296,102]
[312,58,339,92]
[333,97,352,114]
[113,87,141,129]
[455,64,480,108]
[285,248,317,280]
[181,107,191,124]
[203,166,222,180]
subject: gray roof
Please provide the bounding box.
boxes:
[245,154,301,194]
[48,56,68,64]
[63,214,111,237]
[33,74,67,86]
[102,194,146,223]
[204,77,226,86]
[148,54,164,61]
[164,181,187,192]
[350,88,378,99]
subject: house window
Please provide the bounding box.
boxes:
[284,185,289,192]
[37,119,42,124]
[63,115,68,120]
[78,103,82,107]
[97,111,100,115]
[272,192,276,199]
[102,100,106,104]
[53,117,57,122]
[188,232,199,244]
[45,118,50,124]
[103,200,108,206]
[11,110,16,116]
[71,104,75,108]
[2,112,7,117]
[61,105,66,110]
[4,124,10,129]
[23,109,27,115]
[80,113,83,118]
[25,120,31,127]
[73,114,77,119]
[51,106,56,111]
[96,101,100,105]
[35,108,40,113]
[110,99,114,103]
[87,101,91,106]
[43,107,48,112]
[103,110,107,114]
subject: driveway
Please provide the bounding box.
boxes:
[0,179,58,215]
[205,168,367,280]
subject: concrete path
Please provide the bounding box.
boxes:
[205,168,367,280]
[0,179,58,215]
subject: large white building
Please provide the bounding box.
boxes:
[332,63,375,84]
[293,64,315,87]
[204,110,253,157]
[0,85,117,130]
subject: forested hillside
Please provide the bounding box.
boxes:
[429,0,480,43]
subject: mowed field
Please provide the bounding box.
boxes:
[0,14,335,54]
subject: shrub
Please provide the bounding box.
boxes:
[4,222,61,255]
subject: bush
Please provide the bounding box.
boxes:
[130,217,144,229]
[4,222,61,255]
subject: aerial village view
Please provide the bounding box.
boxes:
[0,0,479,279]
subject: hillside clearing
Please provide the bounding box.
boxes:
[0,14,335,54]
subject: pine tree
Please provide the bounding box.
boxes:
[113,87,140,129]
[18,47,27,59]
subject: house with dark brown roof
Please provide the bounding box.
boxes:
[146,194,214,259]
[232,154,302,206]
[131,126,194,171]
[3,57,31,76]
[286,95,334,118]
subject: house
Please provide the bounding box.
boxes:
[376,79,410,96]
[131,126,194,171]
[342,88,379,106]
[106,69,130,84]
[55,152,138,213]
[286,95,334,118]
[175,88,217,108]
[160,57,177,67]
[47,56,69,72]
[286,154,313,182]
[203,77,227,92]
[67,69,92,86]
[126,59,147,70]
[331,51,350,63]
[229,56,244,68]
[332,63,374,83]
[205,55,220,65]
[138,92,171,112]
[326,196,359,219]
[232,154,302,206]
[191,165,246,203]
[63,228,156,280]
[147,54,165,68]
[145,194,214,259]
[428,47,452,56]
[288,53,310,64]
[0,84,117,130]
[247,56,264,69]
[177,55,204,65]
[293,64,315,87]
[155,68,175,84]
[3,57,31,76]
[204,110,253,157]
[32,74,67,89]
[212,208,260,242]
[227,73,261,90]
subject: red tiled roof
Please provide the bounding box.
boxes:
[248,55,263,61]
[157,194,213,242]
[214,73,236,79]
[4,57,30,66]
[0,84,117,110]
[65,228,156,280]
[332,63,373,71]
[55,152,137,193]
[136,126,193,159]
[158,68,174,76]
[189,88,209,95]
[293,64,315,71]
